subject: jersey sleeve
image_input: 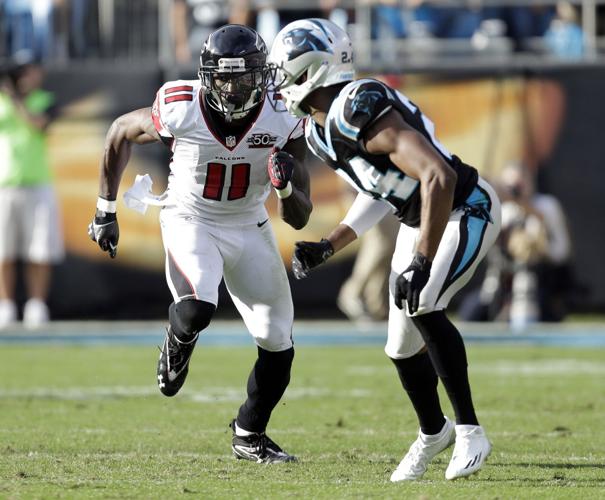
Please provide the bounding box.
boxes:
[151,81,196,141]
[330,80,394,144]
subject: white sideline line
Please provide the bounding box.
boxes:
[471,359,605,375]
[0,386,372,401]
[348,359,605,376]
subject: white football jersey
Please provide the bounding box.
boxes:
[151,80,304,224]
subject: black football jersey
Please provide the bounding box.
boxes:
[305,78,478,227]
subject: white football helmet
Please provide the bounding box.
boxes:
[268,18,354,118]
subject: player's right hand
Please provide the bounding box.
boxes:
[88,211,119,258]
[292,239,334,279]
[268,147,295,190]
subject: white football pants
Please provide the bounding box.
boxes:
[386,177,502,359]
[160,207,293,352]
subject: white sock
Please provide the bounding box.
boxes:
[234,421,255,437]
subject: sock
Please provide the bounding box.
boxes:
[391,351,446,435]
[411,311,479,426]
[234,421,255,437]
[236,346,294,433]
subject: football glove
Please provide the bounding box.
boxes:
[88,210,119,259]
[394,253,432,314]
[292,239,334,280]
[268,147,295,190]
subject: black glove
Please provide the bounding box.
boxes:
[268,147,295,190]
[292,239,334,280]
[88,210,119,258]
[394,253,432,314]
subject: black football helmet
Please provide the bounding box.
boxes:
[199,25,270,122]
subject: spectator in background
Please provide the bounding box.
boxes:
[544,1,584,58]
[2,0,56,60]
[172,0,230,63]
[0,53,64,328]
[337,212,399,323]
[460,162,573,328]
[229,0,347,47]
[413,0,483,39]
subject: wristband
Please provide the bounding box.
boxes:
[275,181,293,199]
[97,197,117,213]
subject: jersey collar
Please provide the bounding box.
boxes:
[198,91,265,151]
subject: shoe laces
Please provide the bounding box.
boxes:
[159,329,197,366]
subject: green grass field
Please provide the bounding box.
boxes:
[0,341,603,499]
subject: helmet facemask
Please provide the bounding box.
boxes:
[270,58,330,118]
[199,57,270,122]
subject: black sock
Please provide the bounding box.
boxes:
[391,351,445,435]
[236,346,294,433]
[411,311,479,426]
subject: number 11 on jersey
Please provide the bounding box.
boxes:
[201,162,251,201]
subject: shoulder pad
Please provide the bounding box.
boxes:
[152,80,197,138]
[330,80,395,142]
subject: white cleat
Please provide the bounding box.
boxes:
[0,300,18,329]
[390,416,456,482]
[23,298,49,329]
[445,425,491,480]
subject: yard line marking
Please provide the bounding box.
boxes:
[0,386,372,401]
[347,359,605,376]
[470,359,605,375]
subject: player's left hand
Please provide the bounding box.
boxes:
[394,253,432,314]
[292,239,334,279]
[268,147,295,190]
[88,210,119,258]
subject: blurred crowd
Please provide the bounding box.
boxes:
[0,1,584,330]
[0,0,597,63]
[459,162,575,329]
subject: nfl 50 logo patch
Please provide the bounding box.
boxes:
[247,133,277,148]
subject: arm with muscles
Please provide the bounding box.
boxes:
[88,107,161,258]
[291,192,391,279]
[268,136,313,230]
[364,110,457,313]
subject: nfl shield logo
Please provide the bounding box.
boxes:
[226,136,236,148]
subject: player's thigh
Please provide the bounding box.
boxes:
[385,225,426,358]
[422,182,502,312]
[160,209,224,305]
[386,272,426,359]
[224,223,293,351]
[23,186,64,263]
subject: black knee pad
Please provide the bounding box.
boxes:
[169,299,215,338]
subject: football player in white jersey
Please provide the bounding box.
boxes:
[269,19,502,480]
[88,25,312,463]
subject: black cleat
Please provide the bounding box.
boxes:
[157,327,198,397]
[229,419,297,464]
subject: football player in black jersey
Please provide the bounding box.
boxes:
[269,19,502,481]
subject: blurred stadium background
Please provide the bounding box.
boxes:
[1,0,604,321]
[2,2,605,497]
